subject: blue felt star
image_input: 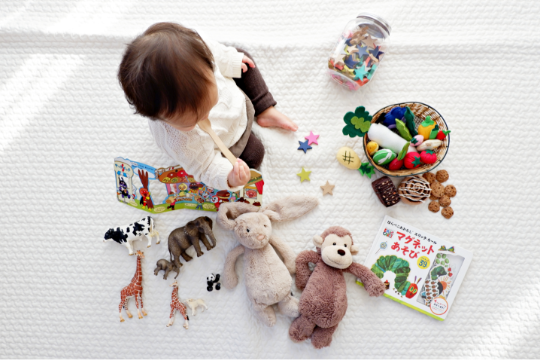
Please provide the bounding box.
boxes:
[297,140,312,153]
[354,64,367,80]
[343,55,360,69]
[370,46,382,59]
[357,45,370,58]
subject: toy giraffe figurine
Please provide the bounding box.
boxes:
[167,280,189,328]
[119,250,147,322]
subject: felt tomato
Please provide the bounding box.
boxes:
[436,130,451,140]
[420,150,437,164]
[388,158,404,170]
[404,152,422,169]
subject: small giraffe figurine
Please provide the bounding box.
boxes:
[119,250,147,322]
[167,280,189,328]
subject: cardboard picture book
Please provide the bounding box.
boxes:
[357,215,472,321]
[114,157,264,214]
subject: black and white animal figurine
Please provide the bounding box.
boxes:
[206,273,221,292]
[103,216,159,255]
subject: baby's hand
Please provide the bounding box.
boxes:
[227,159,250,187]
[241,55,255,73]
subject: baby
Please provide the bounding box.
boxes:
[118,22,297,190]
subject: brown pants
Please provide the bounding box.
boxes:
[232,48,276,170]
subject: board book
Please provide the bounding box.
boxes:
[114,157,264,214]
[357,215,472,321]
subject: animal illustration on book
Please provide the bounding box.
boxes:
[119,250,147,322]
[114,157,264,214]
[167,280,189,329]
[103,216,159,255]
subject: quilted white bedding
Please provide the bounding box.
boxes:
[1,0,539,358]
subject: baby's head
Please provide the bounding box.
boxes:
[118,22,218,131]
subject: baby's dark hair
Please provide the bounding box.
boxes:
[118,22,214,120]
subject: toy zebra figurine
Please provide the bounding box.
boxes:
[167,280,189,328]
[119,250,147,322]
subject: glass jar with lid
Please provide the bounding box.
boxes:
[328,13,391,91]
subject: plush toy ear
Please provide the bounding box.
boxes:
[350,244,360,255]
[313,235,324,248]
[260,196,319,222]
[217,202,260,230]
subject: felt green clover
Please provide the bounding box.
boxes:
[358,162,375,178]
[343,106,372,138]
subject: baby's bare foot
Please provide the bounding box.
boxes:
[257,107,298,132]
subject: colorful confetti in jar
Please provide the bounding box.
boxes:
[328,13,391,91]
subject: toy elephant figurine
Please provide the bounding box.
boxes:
[168,216,216,269]
[217,196,319,327]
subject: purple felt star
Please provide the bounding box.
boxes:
[298,140,312,153]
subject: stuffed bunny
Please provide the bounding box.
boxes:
[217,196,319,327]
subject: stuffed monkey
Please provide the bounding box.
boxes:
[289,226,385,349]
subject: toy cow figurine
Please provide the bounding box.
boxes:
[103,216,159,255]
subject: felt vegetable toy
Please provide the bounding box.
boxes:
[366,141,379,155]
[404,107,418,136]
[372,149,396,165]
[388,158,404,170]
[417,139,443,151]
[395,119,412,141]
[383,106,407,129]
[217,196,319,327]
[404,152,422,169]
[428,124,440,140]
[343,106,372,138]
[420,150,438,164]
[289,227,385,348]
[367,123,417,155]
[337,147,361,169]
[417,116,436,139]
[410,135,424,147]
[436,130,451,140]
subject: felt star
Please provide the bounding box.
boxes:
[297,140,312,153]
[354,64,367,81]
[333,54,345,67]
[356,45,370,58]
[320,181,335,196]
[297,168,311,182]
[343,55,360,69]
[305,131,319,146]
[361,34,378,49]
[343,65,355,77]
[370,46,382,59]
[346,45,359,54]
[366,64,378,80]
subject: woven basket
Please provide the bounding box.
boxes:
[363,102,450,177]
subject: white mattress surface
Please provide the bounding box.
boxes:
[1,0,539,358]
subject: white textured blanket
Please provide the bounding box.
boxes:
[1,0,539,358]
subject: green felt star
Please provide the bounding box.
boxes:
[343,106,372,138]
[297,167,311,182]
[412,157,422,167]
[358,162,375,178]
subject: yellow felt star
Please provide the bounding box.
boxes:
[320,181,335,196]
[297,168,311,182]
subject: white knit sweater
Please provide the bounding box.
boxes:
[148,37,247,191]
